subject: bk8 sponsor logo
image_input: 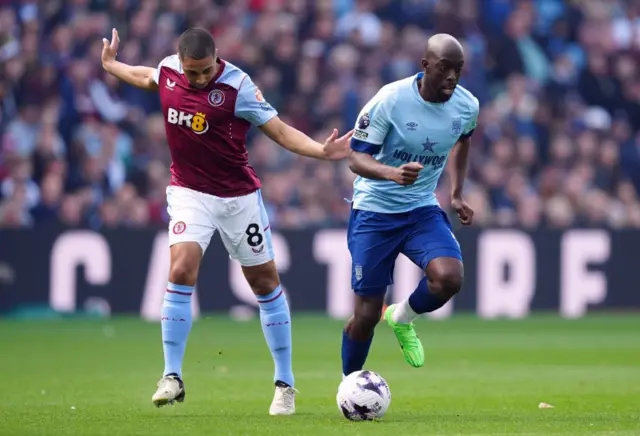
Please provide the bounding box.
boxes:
[167,108,209,135]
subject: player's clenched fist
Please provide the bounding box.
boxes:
[451,196,474,225]
[390,162,423,185]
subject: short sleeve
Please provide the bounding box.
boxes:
[234,75,278,126]
[152,56,169,85]
[461,96,480,138]
[350,88,395,155]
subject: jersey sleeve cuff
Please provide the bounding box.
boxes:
[350,139,382,155]
[460,129,475,139]
[253,110,278,127]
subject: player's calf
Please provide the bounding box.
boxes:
[243,260,295,414]
[342,295,385,376]
[393,258,463,323]
[156,242,202,408]
[346,297,384,340]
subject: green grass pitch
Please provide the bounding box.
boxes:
[0,314,639,435]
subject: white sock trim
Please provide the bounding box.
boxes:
[391,299,418,324]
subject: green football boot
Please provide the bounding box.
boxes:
[384,304,425,367]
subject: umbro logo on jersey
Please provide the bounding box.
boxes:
[166,78,176,90]
[406,122,418,130]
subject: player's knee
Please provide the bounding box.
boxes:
[355,309,381,330]
[169,242,202,286]
[169,262,198,286]
[347,309,380,340]
[242,261,280,295]
[427,258,464,299]
[246,274,279,295]
[429,270,463,299]
[353,298,384,331]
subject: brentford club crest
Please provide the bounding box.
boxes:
[172,221,186,234]
[355,264,363,281]
[451,117,462,136]
[208,89,225,107]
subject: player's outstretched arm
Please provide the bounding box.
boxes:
[101,28,158,91]
[349,151,422,186]
[259,117,352,160]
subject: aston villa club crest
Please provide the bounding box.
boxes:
[172,221,186,234]
[208,89,225,107]
[451,117,462,136]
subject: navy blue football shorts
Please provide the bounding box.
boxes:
[347,205,462,297]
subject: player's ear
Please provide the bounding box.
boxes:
[421,58,428,70]
[214,48,219,61]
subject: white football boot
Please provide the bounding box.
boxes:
[152,374,185,407]
[269,381,297,416]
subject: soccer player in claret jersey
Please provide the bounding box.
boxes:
[101,28,352,415]
[341,34,479,376]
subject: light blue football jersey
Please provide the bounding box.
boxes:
[350,72,479,214]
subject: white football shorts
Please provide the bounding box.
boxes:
[166,185,274,267]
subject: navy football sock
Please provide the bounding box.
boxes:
[408,277,448,314]
[341,329,373,376]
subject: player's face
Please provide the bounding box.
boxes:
[181,55,217,89]
[423,57,464,102]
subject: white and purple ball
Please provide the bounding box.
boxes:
[336,370,391,421]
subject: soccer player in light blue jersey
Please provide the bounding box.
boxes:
[341,34,479,375]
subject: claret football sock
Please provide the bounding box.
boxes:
[257,285,294,388]
[161,282,194,377]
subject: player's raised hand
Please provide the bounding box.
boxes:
[451,197,474,225]
[101,28,120,66]
[391,162,423,185]
[323,129,354,160]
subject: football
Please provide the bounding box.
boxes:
[336,370,391,421]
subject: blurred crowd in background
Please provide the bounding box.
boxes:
[1,0,639,230]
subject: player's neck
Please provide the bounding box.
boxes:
[211,62,220,79]
[417,75,439,103]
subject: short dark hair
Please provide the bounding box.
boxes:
[178,28,216,60]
